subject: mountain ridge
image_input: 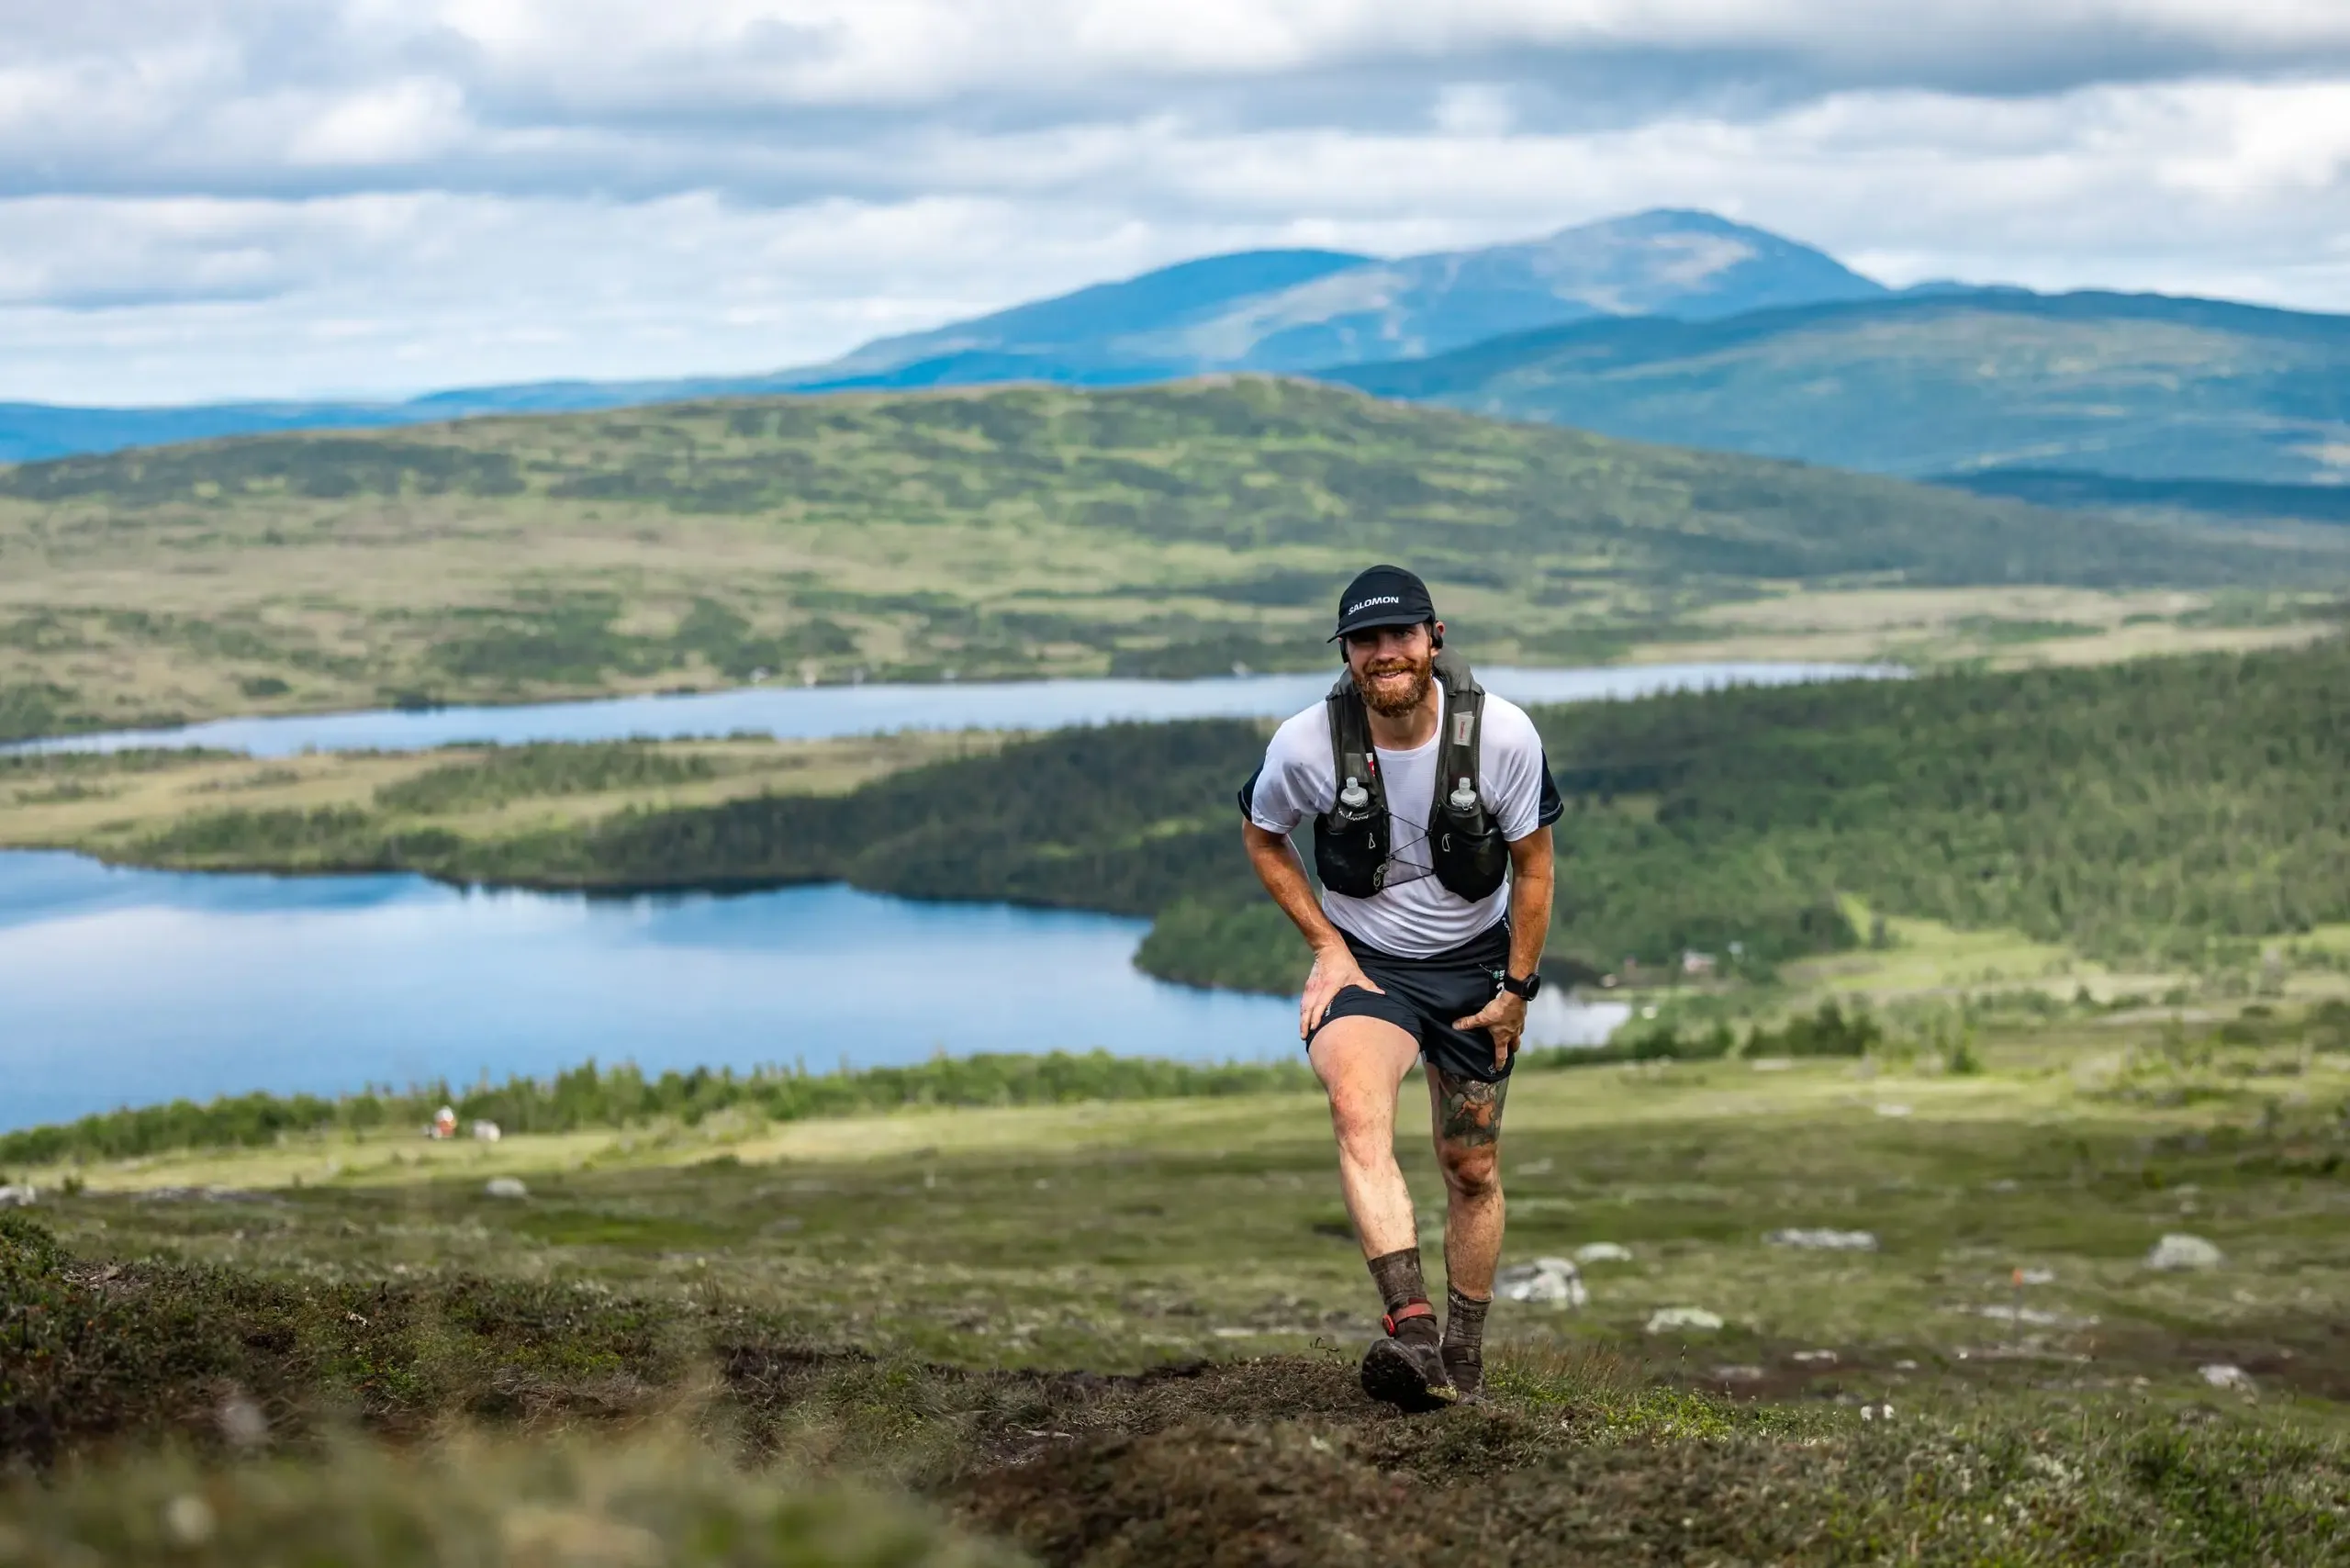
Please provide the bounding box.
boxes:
[14,210,2350,498]
[0,209,1885,462]
[776,207,1886,386]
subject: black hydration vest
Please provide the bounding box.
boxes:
[1313,649,1511,902]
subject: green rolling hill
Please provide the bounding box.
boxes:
[4,376,2345,742]
[1329,290,2350,487]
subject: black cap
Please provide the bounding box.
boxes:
[1329,565,1437,642]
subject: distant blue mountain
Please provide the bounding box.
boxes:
[803,248,1373,383]
[789,209,1884,385]
[0,210,1887,462]
[0,401,417,465]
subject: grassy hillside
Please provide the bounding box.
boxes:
[5,376,2341,744]
[5,1022,2348,1562]
[1331,290,2350,487]
[1531,637,2350,965]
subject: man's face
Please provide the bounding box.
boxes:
[1344,622,1438,717]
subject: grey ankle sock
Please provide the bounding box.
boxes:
[1367,1247,1437,1339]
[1443,1284,1492,1361]
[1367,1247,1426,1314]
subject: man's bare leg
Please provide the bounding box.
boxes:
[1309,1016,1421,1254]
[1311,1016,1454,1407]
[1427,1064,1508,1398]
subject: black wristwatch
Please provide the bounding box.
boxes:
[1500,971,1543,1001]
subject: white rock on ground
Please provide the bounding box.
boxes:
[1766,1227,1878,1251]
[1574,1242,1634,1263]
[1496,1257,1587,1308]
[2200,1364,2255,1392]
[1646,1306,1724,1333]
[484,1177,529,1199]
[2145,1234,2224,1271]
[0,1185,35,1208]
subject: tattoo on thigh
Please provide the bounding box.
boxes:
[1437,1069,1509,1148]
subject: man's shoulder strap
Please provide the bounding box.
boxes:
[1433,648,1485,791]
[1325,672,1378,807]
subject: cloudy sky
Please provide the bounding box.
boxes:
[7,0,2350,404]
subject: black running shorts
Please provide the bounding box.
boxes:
[1311,920,1515,1083]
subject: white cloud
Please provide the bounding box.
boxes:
[2154,81,2350,198]
[286,78,473,166]
[2,1,2348,401]
[0,192,1220,401]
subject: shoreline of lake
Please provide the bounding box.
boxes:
[7,660,1884,757]
[0,848,1632,1134]
[0,663,1889,1003]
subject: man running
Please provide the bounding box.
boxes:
[1237,565,1559,1410]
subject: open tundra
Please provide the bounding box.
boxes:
[5,1002,2348,1563]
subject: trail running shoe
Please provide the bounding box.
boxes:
[1360,1302,1457,1413]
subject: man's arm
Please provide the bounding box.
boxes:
[1451,824,1554,1070]
[1503,825,1553,994]
[1242,821,1384,1042]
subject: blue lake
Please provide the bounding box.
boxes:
[0,851,1628,1134]
[16,661,1874,756]
[5,666,1809,1129]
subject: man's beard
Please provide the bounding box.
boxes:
[1353,652,1434,717]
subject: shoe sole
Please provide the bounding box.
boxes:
[1360,1338,1458,1413]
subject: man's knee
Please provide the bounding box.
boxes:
[1326,1087,1394,1159]
[1313,1019,1418,1155]
[1439,1141,1501,1200]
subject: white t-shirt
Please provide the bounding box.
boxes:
[1241,685,1560,958]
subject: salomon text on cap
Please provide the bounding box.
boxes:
[1329,565,1438,641]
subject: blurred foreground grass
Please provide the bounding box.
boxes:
[6,1015,2347,1563]
[0,1434,1006,1568]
